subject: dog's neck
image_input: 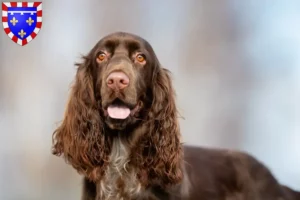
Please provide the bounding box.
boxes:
[96,123,188,200]
[96,135,157,200]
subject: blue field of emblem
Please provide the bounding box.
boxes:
[7,7,37,40]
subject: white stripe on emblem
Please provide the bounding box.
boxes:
[26,36,33,42]
[37,17,42,22]
[3,22,8,29]
[8,32,13,38]
[4,2,11,7]
[37,4,42,11]
[17,2,22,7]
[27,2,34,7]
[34,28,40,34]
[17,39,22,45]
[2,11,8,17]
[8,11,37,15]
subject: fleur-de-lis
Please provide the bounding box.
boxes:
[26,17,34,26]
[10,17,18,26]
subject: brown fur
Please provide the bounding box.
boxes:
[52,56,112,181]
[129,67,183,187]
[52,32,299,200]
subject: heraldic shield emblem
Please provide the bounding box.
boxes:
[2,2,42,46]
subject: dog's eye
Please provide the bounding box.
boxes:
[136,54,146,63]
[97,53,107,62]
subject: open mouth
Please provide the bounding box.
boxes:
[105,99,140,120]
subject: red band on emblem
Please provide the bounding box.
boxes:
[2,16,8,22]
[12,35,18,43]
[37,10,42,17]
[31,32,37,39]
[22,2,28,7]
[22,39,28,46]
[33,2,41,7]
[2,3,8,11]
[36,22,42,28]
[4,27,10,34]
[10,2,17,7]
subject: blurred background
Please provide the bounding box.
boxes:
[0,0,299,199]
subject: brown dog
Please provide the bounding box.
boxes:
[52,32,299,200]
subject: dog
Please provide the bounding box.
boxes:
[52,32,299,200]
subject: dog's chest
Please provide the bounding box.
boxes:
[97,138,154,200]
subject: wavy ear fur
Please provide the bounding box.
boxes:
[52,55,111,182]
[131,66,183,187]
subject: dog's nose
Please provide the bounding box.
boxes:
[106,71,129,90]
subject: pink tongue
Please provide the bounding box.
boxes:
[107,105,130,119]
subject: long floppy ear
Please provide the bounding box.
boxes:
[132,65,183,187]
[52,55,111,182]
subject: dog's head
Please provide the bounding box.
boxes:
[52,32,183,184]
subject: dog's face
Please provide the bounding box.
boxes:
[91,32,157,130]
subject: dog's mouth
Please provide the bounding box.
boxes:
[104,99,141,120]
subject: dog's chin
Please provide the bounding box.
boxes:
[105,117,135,130]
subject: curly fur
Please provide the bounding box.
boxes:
[130,67,183,187]
[52,53,113,181]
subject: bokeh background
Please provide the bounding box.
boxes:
[0,0,299,199]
